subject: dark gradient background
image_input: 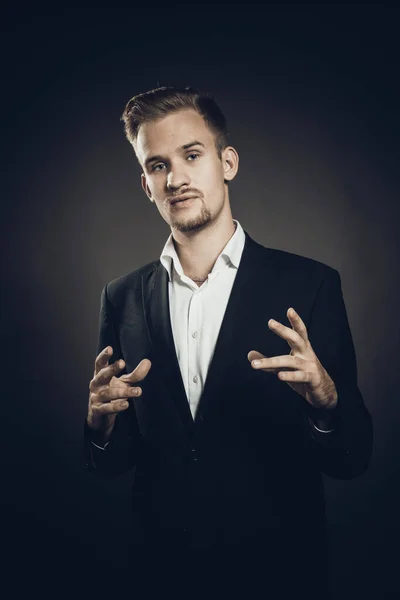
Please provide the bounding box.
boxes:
[2,5,399,598]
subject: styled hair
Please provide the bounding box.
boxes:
[121,86,229,159]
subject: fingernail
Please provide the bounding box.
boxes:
[269,319,276,326]
[252,360,261,366]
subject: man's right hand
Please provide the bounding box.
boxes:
[87,346,152,444]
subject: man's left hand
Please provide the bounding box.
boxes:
[247,307,338,411]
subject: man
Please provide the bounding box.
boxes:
[84,86,373,598]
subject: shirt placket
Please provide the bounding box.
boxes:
[187,287,202,417]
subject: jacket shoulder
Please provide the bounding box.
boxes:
[249,236,340,281]
[103,259,160,303]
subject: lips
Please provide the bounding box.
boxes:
[168,193,198,205]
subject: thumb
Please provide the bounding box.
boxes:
[119,358,152,383]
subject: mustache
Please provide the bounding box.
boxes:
[165,188,202,203]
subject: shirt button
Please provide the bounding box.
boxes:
[192,331,198,338]
[193,375,198,383]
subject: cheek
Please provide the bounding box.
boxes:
[149,177,166,197]
[199,163,223,189]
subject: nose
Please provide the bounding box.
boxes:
[166,164,190,191]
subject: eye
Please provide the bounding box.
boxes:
[187,153,200,161]
[152,163,166,172]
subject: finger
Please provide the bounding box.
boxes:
[268,319,306,352]
[94,346,113,376]
[95,359,126,386]
[247,350,266,363]
[96,385,142,403]
[90,359,126,392]
[286,307,309,342]
[277,370,312,383]
[119,358,152,383]
[92,399,131,416]
[251,355,307,371]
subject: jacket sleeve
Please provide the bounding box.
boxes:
[303,268,373,479]
[84,283,143,478]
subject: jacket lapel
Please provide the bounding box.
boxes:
[193,232,277,425]
[141,231,278,434]
[142,261,195,432]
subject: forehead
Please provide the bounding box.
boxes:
[135,109,214,160]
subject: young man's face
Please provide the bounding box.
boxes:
[135,109,238,233]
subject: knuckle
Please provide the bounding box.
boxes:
[99,364,108,376]
[91,404,101,417]
[99,403,110,415]
[96,367,105,381]
[101,401,112,414]
[97,389,107,402]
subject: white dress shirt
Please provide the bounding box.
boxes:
[160,219,245,419]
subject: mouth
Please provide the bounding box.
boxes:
[168,193,199,206]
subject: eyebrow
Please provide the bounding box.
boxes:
[144,140,206,169]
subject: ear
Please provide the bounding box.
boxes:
[222,146,239,182]
[141,173,154,203]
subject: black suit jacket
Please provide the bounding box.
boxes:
[84,231,372,594]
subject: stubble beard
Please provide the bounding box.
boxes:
[170,203,213,233]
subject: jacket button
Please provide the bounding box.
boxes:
[191,448,198,461]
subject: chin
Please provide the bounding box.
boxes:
[171,208,212,233]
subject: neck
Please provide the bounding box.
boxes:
[172,210,236,280]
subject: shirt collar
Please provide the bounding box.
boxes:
[160,219,245,282]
